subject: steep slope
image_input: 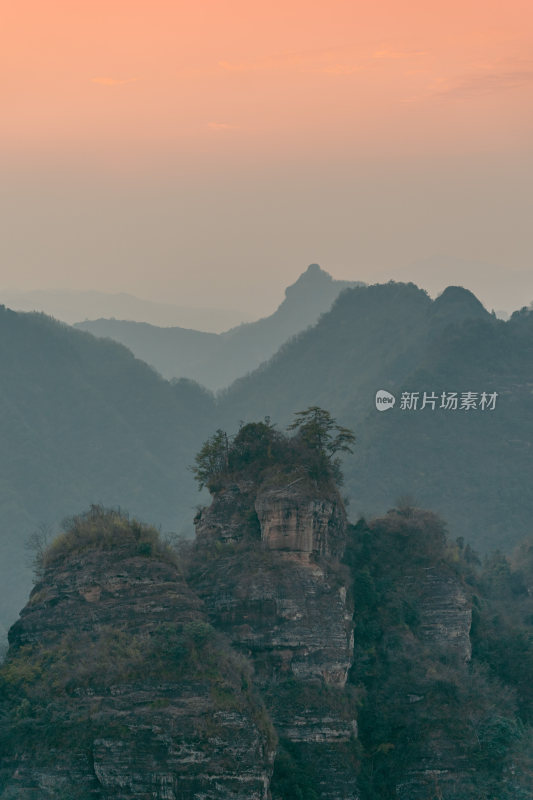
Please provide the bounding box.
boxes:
[73,318,222,387]
[0,306,214,632]
[75,264,362,390]
[218,281,437,424]
[190,483,360,800]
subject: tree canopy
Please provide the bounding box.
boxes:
[191,407,355,493]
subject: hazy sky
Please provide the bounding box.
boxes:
[2,0,532,315]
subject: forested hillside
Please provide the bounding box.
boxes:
[346,305,533,552]
[0,306,213,633]
[218,283,533,552]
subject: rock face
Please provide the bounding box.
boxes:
[192,545,353,687]
[193,485,354,686]
[191,483,360,799]
[0,513,274,800]
[2,495,498,800]
[412,567,472,662]
[396,567,473,798]
[195,481,258,545]
[393,570,474,800]
[254,487,347,560]
[347,511,481,800]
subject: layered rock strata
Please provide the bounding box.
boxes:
[0,529,274,799]
[192,483,359,799]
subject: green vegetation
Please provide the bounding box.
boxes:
[41,505,178,569]
[1,283,533,795]
[0,508,276,768]
[0,304,214,632]
[192,408,355,493]
[219,284,533,555]
[470,545,533,727]
[2,494,533,796]
[344,507,533,799]
[271,739,320,800]
[3,282,533,644]
[0,618,257,755]
[287,407,355,484]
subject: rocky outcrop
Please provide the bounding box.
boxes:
[347,511,482,800]
[192,546,353,687]
[1,494,499,800]
[0,513,275,800]
[191,483,359,799]
[195,481,259,545]
[390,566,474,800]
[192,484,353,686]
[393,567,473,797]
[412,567,472,662]
[255,486,347,560]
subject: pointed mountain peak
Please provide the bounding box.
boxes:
[304,262,328,277]
[285,264,333,296]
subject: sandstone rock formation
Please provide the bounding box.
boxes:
[191,482,360,799]
[411,567,472,662]
[254,486,347,560]
[2,491,517,800]
[0,510,274,799]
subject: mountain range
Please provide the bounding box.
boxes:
[75,264,363,390]
[0,288,250,332]
[217,282,533,552]
[1,275,532,640]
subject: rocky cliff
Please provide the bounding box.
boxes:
[408,567,472,662]
[394,565,475,799]
[345,510,533,800]
[0,508,275,799]
[191,481,359,799]
[2,492,531,800]
[0,485,359,800]
[193,482,352,685]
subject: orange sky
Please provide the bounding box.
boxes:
[1,1,533,312]
[3,0,532,165]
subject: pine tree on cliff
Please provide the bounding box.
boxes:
[192,408,355,492]
[287,406,356,485]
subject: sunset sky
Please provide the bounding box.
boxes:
[2,0,532,315]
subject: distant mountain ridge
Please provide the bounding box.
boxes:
[0,288,250,332]
[218,281,491,425]
[75,264,364,390]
